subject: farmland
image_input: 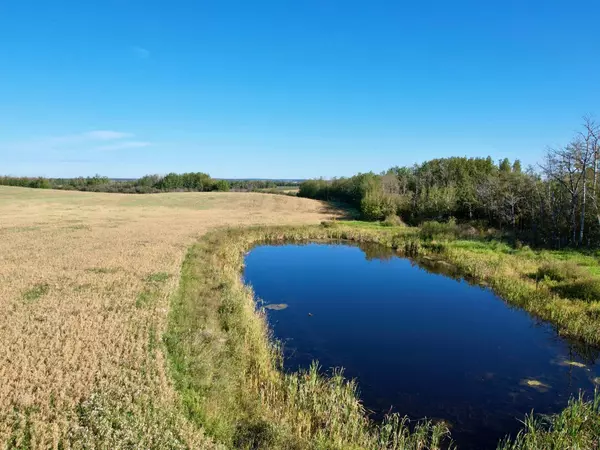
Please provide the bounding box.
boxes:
[2,185,599,449]
[0,186,336,448]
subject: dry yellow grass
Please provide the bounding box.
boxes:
[0,186,337,449]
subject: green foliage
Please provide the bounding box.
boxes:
[360,191,396,220]
[552,278,600,302]
[419,220,458,240]
[536,261,600,302]
[498,391,600,450]
[499,157,512,172]
[212,179,230,192]
[512,159,522,173]
[229,179,301,191]
[536,261,583,282]
[381,214,405,227]
[298,128,600,249]
[298,172,381,205]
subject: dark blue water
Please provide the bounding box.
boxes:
[243,243,600,450]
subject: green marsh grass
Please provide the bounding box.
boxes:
[497,391,600,450]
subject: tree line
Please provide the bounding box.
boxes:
[0,172,230,193]
[0,173,303,194]
[299,117,600,248]
[228,179,302,191]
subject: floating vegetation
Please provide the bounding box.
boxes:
[263,303,288,311]
[560,360,587,369]
[593,377,600,385]
[520,379,551,392]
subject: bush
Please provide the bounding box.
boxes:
[381,215,405,227]
[213,180,230,192]
[360,192,396,221]
[456,223,481,239]
[553,278,600,302]
[419,220,458,240]
[320,220,338,228]
[536,261,600,302]
[536,262,584,282]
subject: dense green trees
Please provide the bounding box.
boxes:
[228,179,301,191]
[299,118,600,248]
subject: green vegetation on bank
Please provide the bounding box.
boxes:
[299,117,600,249]
[165,225,451,450]
[166,222,600,449]
[498,392,600,450]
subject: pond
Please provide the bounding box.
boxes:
[243,242,600,450]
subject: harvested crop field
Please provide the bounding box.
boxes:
[0,186,338,449]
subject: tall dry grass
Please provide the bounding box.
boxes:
[0,187,337,448]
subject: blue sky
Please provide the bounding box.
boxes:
[1,1,599,179]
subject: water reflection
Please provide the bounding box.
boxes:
[244,242,600,449]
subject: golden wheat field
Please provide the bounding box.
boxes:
[0,186,337,449]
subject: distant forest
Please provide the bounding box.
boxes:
[0,173,300,194]
[299,117,600,248]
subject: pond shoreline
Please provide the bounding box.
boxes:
[165,223,600,449]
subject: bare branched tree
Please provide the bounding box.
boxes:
[541,137,593,245]
[581,116,600,231]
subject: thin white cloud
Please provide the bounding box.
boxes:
[0,130,142,157]
[131,46,150,59]
[94,141,151,151]
[46,130,132,146]
[84,130,133,140]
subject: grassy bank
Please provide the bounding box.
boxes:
[166,222,600,449]
[165,225,451,450]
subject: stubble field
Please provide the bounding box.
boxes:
[0,186,337,449]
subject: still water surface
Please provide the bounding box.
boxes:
[243,243,600,449]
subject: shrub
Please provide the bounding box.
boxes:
[553,278,600,302]
[419,220,458,240]
[360,192,396,221]
[381,215,405,227]
[536,262,584,282]
[213,180,230,192]
[320,220,338,228]
[456,223,480,239]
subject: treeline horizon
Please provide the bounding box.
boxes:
[0,173,300,194]
[299,117,600,249]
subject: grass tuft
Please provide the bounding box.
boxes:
[145,272,172,283]
[22,283,49,302]
[498,391,600,450]
[135,290,158,309]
